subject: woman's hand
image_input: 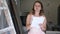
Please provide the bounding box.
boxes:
[39,24,46,31]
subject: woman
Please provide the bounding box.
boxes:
[26,1,47,34]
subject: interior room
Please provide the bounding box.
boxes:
[20,0,60,34]
[0,0,60,34]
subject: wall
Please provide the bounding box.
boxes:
[20,0,60,25]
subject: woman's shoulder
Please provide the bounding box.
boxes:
[27,13,32,18]
[41,15,46,19]
[27,13,32,16]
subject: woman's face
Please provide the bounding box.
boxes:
[34,2,41,12]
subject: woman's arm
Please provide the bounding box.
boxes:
[26,14,31,30]
[40,16,47,31]
[43,17,47,31]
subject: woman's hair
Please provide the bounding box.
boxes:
[31,1,44,16]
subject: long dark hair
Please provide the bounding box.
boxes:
[32,1,44,16]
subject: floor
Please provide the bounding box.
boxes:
[46,31,60,34]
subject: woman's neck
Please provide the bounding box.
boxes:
[34,11,40,16]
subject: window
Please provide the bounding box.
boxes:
[0,0,16,34]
